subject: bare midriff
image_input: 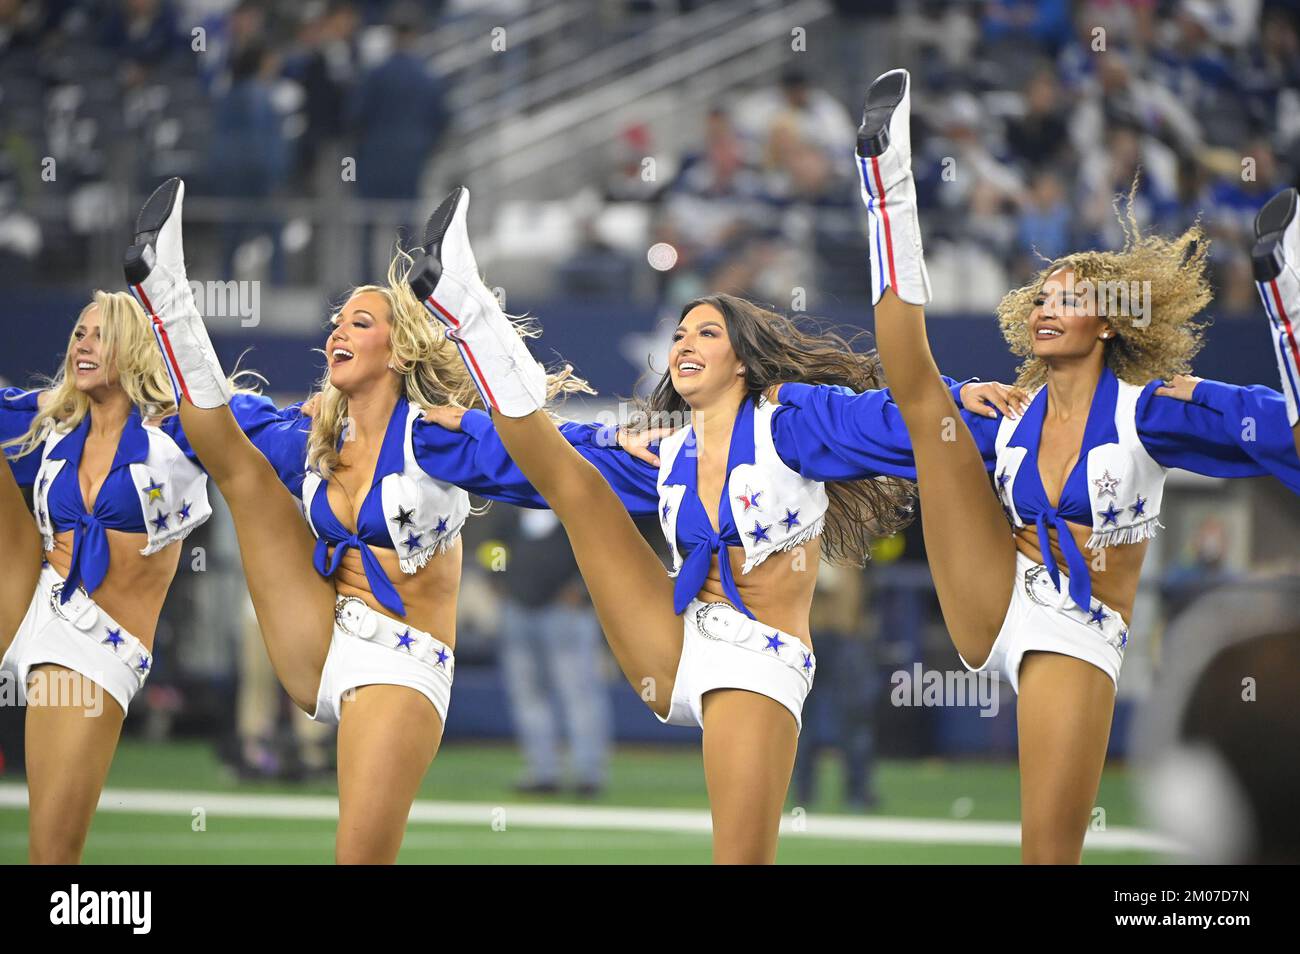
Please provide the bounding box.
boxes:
[45,529,182,648]
[323,538,462,648]
[1012,522,1146,622]
[693,536,820,648]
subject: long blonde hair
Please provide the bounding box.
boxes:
[1,291,179,458]
[997,183,1211,390]
[306,248,591,478]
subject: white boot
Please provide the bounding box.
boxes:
[855,69,932,306]
[408,187,546,417]
[124,178,231,408]
[1253,187,1300,426]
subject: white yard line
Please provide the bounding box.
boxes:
[0,784,1182,853]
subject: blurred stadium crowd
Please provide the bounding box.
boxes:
[1,0,1298,805]
[1,0,1298,310]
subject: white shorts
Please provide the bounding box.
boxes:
[659,599,816,733]
[961,552,1129,694]
[0,565,151,716]
[310,595,455,726]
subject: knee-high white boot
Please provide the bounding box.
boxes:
[408,187,546,417]
[1253,187,1300,426]
[855,69,932,307]
[124,178,232,408]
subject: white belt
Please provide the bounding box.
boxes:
[690,600,816,683]
[44,567,152,686]
[333,596,455,679]
[1022,564,1129,653]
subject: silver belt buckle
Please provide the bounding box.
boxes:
[335,597,378,639]
[694,602,742,642]
[1023,564,1055,607]
[49,582,100,630]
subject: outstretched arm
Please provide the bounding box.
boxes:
[0,387,47,487]
[162,392,311,497]
[412,408,662,516]
[770,378,1013,481]
[1141,375,1300,492]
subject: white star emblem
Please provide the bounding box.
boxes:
[1092,469,1120,498]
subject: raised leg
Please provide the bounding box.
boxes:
[410,187,685,714]
[856,70,1016,663]
[24,665,126,863]
[335,684,443,864]
[700,688,799,864]
[1252,186,1300,456]
[494,412,685,717]
[1015,651,1115,864]
[125,178,335,711]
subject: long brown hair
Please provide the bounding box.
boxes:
[638,293,915,566]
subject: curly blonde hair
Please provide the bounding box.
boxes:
[4,291,180,458]
[997,186,1211,390]
[306,247,591,478]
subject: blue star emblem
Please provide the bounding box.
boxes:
[763,632,785,653]
[802,651,814,671]
[403,531,423,552]
[391,505,416,530]
[434,516,448,535]
[1129,496,1146,518]
[780,509,801,531]
[395,629,416,651]
[434,647,450,668]
[1119,629,1129,648]
[39,475,48,491]
[38,509,46,524]
[747,521,772,544]
[661,501,672,523]
[997,469,1010,490]
[1088,604,1110,626]
[1098,503,1120,527]
[136,655,151,673]
[141,478,165,502]
[178,500,192,521]
[103,627,125,649]
[151,511,170,532]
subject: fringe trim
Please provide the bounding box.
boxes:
[1086,517,1163,550]
[399,531,461,575]
[742,515,826,575]
[139,510,212,556]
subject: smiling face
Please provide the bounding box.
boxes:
[67,303,121,396]
[1029,267,1115,364]
[326,290,396,394]
[668,304,747,406]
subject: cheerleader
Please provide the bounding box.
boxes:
[849,69,1300,862]
[0,292,299,862]
[121,179,667,863]
[405,187,1023,863]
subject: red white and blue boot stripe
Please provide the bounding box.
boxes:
[855,69,931,307]
[408,187,546,417]
[1252,187,1300,427]
[124,178,231,409]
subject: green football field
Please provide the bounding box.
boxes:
[0,741,1175,864]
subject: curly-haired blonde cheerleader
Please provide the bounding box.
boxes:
[0,293,297,863]
[849,69,1300,863]
[121,179,665,863]
[405,187,1022,863]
